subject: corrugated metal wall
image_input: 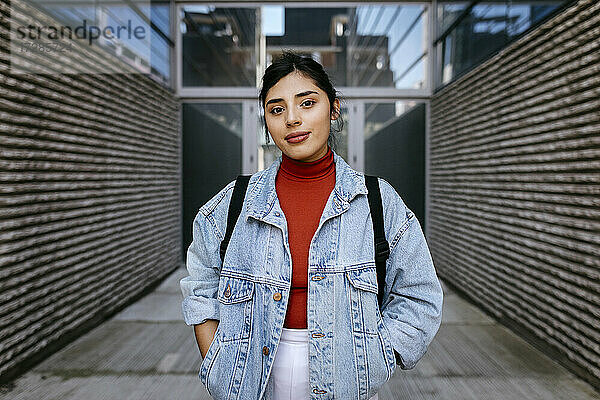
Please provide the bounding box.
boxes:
[0,0,181,381]
[429,0,599,388]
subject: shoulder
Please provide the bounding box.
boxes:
[193,170,267,241]
[198,180,236,217]
[376,177,408,215]
[198,168,269,219]
[372,176,415,249]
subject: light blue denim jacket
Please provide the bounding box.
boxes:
[180,152,443,400]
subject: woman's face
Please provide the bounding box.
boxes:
[264,71,340,162]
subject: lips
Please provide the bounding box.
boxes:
[285,131,310,140]
[285,131,310,143]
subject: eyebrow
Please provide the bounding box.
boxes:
[265,90,319,106]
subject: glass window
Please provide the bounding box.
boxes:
[181,5,258,87]
[437,2,469,34]
[150,26,171,84]
[149,1,172,83]
[179,3,429,90]
[263,4,428,89]
[437,1,569,87]
[506,3,562,38]
[14,0,171,84]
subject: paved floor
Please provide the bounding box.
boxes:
[1,267,599,400]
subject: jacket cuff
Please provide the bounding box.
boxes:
[181,296,220,326]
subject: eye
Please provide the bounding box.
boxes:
[269,106,283,115]
[301,99,316,107]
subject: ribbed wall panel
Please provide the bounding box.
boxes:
[0,0,181,380]
[430,0,600,390]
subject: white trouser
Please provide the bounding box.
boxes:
[270,327,379,400]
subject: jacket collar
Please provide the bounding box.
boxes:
[245,150,368,222]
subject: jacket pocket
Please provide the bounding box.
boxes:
[199,323,222,397]
[377,317,397,377]
[346,266,392,398]
[217,275,255,341]
[345,266,380,335]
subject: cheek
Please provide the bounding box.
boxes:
[314,107,332,131]
[265,116,279,134]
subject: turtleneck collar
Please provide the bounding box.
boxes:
[279,146,335,180]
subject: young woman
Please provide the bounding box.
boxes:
[180,51,443,400]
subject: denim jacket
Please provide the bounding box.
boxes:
[180,151,443,400]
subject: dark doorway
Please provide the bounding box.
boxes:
[364,102,426,230]
[182,103,243,262]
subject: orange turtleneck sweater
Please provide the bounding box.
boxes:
[275,147,336,329]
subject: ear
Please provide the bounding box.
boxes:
[330,98,341,120]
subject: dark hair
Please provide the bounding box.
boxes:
[259,50,344,150]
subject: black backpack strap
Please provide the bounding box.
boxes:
[220,175,251,263]
[365,175,390,310]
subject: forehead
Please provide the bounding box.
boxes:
[265,71,322,99]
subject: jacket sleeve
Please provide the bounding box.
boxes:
[378,181,444,370]
[180,208,223,326]
[180,179,237,326]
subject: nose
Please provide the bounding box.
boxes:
[285,109,301,127]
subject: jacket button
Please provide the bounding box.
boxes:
[262,346,270,355]
[224,285,231,298]
[273,292,282,301]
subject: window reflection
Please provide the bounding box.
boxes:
[437,2,469,34]
[181,6,257,87]
[264,5,428,89]
[23,0,172,85]
[181,4,428,90]
[437,1,569,87]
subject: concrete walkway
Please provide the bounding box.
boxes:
[1,267,599,400]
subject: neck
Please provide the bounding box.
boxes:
[280,147,334,180]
